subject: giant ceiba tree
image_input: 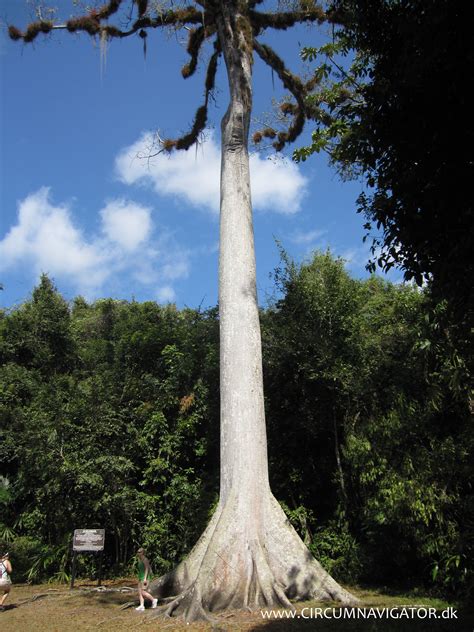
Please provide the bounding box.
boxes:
[10,0,357,620]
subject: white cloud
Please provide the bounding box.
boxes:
[339,246,373,268]
[249,154,307,215]
[0,188,108,292]
[290,228,327,245]
[0,188,189,300]
[156,285,176,303]
[115,132,307,215]
[101,199,152,251]
[161,260,189,281]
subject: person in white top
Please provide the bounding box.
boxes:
[0,552,12,611]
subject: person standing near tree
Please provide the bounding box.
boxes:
[135,548,157,612]
[0,553,12,611]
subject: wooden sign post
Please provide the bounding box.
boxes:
[70,529,105,589]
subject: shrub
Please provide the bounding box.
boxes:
[310,521,363,583]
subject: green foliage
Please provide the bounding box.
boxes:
[310,521,363,583]
[26,541,71,584]
[0,279,219,579]
[293,37,366,172]
[0,536,43,583]
[297,1,474,351]
[0,267,471,599]
[263,251,472,596]
[0,535,71,584]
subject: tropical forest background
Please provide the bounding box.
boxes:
[0,252,472,602]
[1,0,472,611]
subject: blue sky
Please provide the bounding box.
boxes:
[0,1,383,310]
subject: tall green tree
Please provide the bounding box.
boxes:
[263,251,472,597]
[1,287,220,580]
[2,260,471,597]
[10,1,357,618]
[294,0,473,341]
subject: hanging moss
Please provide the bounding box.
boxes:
[169,46,218,153]
[255,42,305,98]
[287,110,304,143]
[236,15,253,56]
[40,21,53,34]
[23,24,40,42]
[22,21,53,42]
[182,64,192,79]
[162,139,177,153]
[8,26,23,41]
[252,7,326,31]
[9,0,331,158]
[66,17,100,35]
[181,27,205,79]
[138,28,147,59]
[103,25,122,38]
[280,101,297,115]
[161,7,203,26]
[205,50,219,94]
[136,0,148,17]
[187,26,204,56]
[176,104,208,150]
[95,0,121,20]
[262,128,277,139]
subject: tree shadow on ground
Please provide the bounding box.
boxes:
[67,587,136,607]
[94,592,133,606]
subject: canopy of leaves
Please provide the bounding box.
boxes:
[0,263,471,598]
[262,251,472,596]
[296,1,473,348]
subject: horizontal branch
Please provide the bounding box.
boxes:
[9,4,203,43]
[251,6,328,32]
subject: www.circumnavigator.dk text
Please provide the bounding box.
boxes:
[260,606,458,620]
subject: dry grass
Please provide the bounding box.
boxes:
[0,579,469,631]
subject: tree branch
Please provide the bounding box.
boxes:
[251,7,328,32]
[254,41,305,101]
[9,4,203,43]
[8,0,342,157]
[161,48,220,152]
[181,25,217,78]
[182,26,206,78]
[253,40,310,150]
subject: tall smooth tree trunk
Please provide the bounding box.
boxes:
[218,1,270,509]
[150,1,358,620]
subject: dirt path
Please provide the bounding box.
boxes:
[0,579,468,631]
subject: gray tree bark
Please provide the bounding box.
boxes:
[149,1,358,620]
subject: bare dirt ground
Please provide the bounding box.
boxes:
[0,579,470,631]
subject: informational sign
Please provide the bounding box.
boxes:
[72,529,105,552]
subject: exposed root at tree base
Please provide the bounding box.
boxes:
[149,489,359,622]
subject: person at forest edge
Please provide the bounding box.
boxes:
[0,553,12,611]
[135,548,157,611]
